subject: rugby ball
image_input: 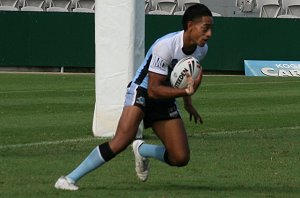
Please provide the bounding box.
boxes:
[170,56,202,88]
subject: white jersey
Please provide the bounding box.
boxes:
[132,30,208,89]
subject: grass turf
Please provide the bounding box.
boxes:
[0,73,300,197]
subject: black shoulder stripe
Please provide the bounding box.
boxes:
[134,55,152,85]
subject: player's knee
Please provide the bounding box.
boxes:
[173,155,190,167]
[166,152,190,167]
[109,132,135,154]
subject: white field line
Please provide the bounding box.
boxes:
[0,137,105,150]
[0,71,94,75]
[0,89,94,94]
[198,125,300,136]
[202,80,300,87]
[1,126,299,150]
[1,80,299,94]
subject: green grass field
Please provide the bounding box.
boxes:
[0,73,300,198]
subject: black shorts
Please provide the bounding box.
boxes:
[124,82,147,111]
[124,82,181,129]
[144,98,181,129]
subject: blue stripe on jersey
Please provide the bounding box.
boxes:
[132,31,180,89]
[134,55,152,85]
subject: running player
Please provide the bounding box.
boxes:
[55,4,213,190]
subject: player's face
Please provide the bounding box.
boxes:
[189,16,213,47]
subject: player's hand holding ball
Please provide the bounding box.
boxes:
[170,56,203,95]
[184,72,195,95]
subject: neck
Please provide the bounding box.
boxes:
[182,31,197,55]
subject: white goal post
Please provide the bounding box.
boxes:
[93,0,145,137]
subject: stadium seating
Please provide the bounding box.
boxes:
[181,0,201,11]
[277,13,299,17]
[176,0,200,11]
[256,0,262,10]
[148,9,172,15]
[284,0,300,16]
[73,0,94,12]
[46,0,71,12]
[73,7,93,12]
[147,0,223,16]
[212,11,222,16]
[0,6,18,10]
[146,0,203,15]
[259,0,281,17]
[281,0,292,11]
[46,6,67,11]
[149,0,161,11]
[21,0,45,11]
[236,0,257,12]
[145,0,151,14]
[155,0,177,14]
[0,0,96,12]
[0,0,19,10]
[173,10,185,15]
[0,0,297,17]
[174,9,222,16]
[21,6,43,11]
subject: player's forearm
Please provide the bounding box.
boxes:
[148,85,187,99]
[183,96,192,107]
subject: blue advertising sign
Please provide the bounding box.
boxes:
[244,60,300,77]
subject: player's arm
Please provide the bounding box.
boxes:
[183,95,203,124]
[193,65,204,92]
[148,64,201,99]
[147,43,198,99]
[183,68,204,124]
[148,71,187,99]
[147,50,192,99]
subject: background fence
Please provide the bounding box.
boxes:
[0,12,300,71]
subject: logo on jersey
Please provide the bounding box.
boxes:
[135,96,146,107]
[150,55,168,73]
[168,106,179,118]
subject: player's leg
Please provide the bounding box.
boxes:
[138,118,190,167]
[55,106,143,190]
[55,83,146,190]
[109,83,147,154]
[108,106,144,154]
[152,118,189,166]
[132,99,189,182]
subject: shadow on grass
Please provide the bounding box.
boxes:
[168,184,300,194]
[85,182,300,195]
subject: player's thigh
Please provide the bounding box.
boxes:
[109,106,144,154]
[109,82,147,153]
[152,118,190,160]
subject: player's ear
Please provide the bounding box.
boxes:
[187,21,193,31]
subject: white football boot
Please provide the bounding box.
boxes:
[54,176,79,191]
[132,139,149,182]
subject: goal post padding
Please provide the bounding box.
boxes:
[93,0,145,137]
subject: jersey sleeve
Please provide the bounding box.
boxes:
[148,42,172,76]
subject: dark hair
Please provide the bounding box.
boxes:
[182,4,212,31]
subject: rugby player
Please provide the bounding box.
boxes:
[55,3,213,190]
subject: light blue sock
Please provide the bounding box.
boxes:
[139,143,166,163]
[66,146,105,183]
